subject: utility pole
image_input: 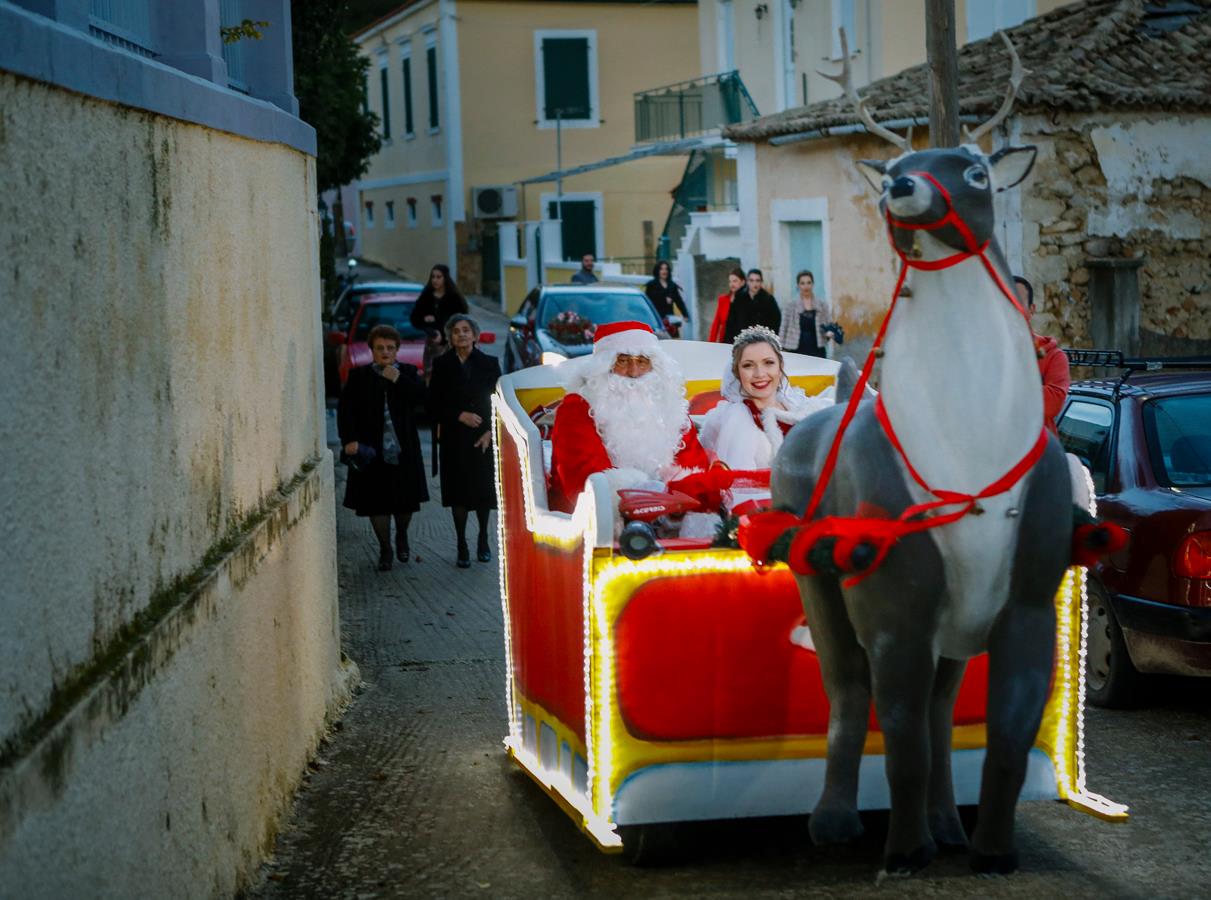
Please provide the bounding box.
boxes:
[925,0,960,147]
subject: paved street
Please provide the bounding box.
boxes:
[251,283,1211,897]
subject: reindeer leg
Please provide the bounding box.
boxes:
[928,656,969,850]
[799,575,869,847]
[868,637,938,876]
[970,600,1055,874]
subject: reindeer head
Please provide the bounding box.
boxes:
[822,29,1037,259]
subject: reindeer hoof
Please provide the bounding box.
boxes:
[808,806,864,846]
[971,848,1019,875]
[882,842,936,877]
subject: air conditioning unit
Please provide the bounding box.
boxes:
[473,185,519,219]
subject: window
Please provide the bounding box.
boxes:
[385,200,395,229]
[830,0,857,59]
[406,198,418,228]
[967,0,1036,43]
[431,195,444,227]
[1057,399,1115,493]
[364,201,374,228]
[425,33,439,132]
[378,63,391,139]
[361,74,369,115]
[535,30,598,127]
[401,48,415,138]
[1143,394,1211,487]
[88,0,155,57]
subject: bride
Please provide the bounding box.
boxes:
[699,325,835,471]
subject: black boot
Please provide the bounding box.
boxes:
[377,545,393,572]
[477,531,491,563]
[457,539,471,569]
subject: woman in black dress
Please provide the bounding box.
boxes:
[644,260,689,329]
[427,314,501,568]
[338,324,429,571]
[410,264,469,373]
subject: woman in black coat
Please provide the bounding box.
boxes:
[338,324,429,571]
[410,264,470,373]
[644,260,689,328]
[427,314,501,568]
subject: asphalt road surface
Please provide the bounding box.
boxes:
[252,309,1211,899]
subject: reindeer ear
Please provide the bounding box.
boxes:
[989,146,1037,191]
[856,160,887,194]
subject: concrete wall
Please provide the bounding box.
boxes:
[1017,111,1211,349]
[0,71,349,896]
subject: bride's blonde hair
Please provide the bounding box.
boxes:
[731,325,786,390]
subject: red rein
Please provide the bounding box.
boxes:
[738,171,1048,586]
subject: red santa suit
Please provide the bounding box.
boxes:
[548,321,709,513]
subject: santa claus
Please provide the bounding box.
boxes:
[548,321,709,513]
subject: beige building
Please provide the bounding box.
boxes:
[1,2,350,895]
[353,0,700,296]
[724,0,1211,358]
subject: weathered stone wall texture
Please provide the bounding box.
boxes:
[1019,112,1211,349]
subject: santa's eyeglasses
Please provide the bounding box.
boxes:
[611,354,653,377]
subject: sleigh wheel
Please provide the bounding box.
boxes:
[618,823,684,866]
[1085,578,1143,708]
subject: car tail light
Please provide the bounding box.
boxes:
[1174,531,1211,579]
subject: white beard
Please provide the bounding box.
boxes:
[581,372,690,481]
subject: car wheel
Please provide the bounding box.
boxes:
[618,823,684,867]
[1085,578,1142,708]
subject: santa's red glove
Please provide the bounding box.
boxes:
[667,464,737,510]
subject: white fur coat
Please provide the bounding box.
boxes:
[699,392,832,471]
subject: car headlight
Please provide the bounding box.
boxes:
[541,351,568,366]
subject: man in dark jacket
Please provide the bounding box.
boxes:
[723,268,781,343]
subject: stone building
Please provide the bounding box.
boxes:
[0,2,351,896]
[724,0,1211,358]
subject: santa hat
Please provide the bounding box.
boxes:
[592,320,659,359]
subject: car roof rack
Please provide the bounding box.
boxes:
[1064,349,1211,400]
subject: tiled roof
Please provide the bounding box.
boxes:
[726,0,1211,143]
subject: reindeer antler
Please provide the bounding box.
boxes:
[818,28,913,153]
[963,31,1029,143]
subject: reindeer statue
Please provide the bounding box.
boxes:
[751,32,1071,876]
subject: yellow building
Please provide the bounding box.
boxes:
[353,0,701,298]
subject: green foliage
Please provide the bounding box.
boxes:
[221,18,270,44]
[292,0,383,195]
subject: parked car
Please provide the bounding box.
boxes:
[323,281,423,396]
[331,294,494,386]
[1056,352,1211,707]
[503,284,670,373]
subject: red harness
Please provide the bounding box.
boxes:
[739,171,1048,585]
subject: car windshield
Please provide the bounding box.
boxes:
[353,301,425,342]
[536,292,662,337]
[1145,393,1211,487]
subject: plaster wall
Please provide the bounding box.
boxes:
[1018,111,1211,347]
[0,72,346,892]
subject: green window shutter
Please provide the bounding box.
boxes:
[427,46,439,129]
[379,67,391,138]
[542,37,591,121]
[403,58,414,135]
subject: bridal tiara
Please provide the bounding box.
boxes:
[734,324,781,350]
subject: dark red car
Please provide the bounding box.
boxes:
[1057,353,1211,706]
[330,295,495,386]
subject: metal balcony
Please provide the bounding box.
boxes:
[633,71,759,144]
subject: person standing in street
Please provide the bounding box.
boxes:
[570,253,599,284]
[338,324,429,571]
[427,314,502,568]
[778,269,838,359]
[1014,275,1071,434]
[722,268,781,343]
[708,267,748,343]
[411,264,469,374]
[644,260,689,320]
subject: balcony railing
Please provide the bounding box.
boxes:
[634,71,759,144]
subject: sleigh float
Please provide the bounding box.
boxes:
[492,340,1124,857]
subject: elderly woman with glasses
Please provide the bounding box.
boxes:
[427,313,502,568]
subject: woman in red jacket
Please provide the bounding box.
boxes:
[708,267,747,343]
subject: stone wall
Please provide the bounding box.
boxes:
[1018,112,1211,352]
[0,72,350,896]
